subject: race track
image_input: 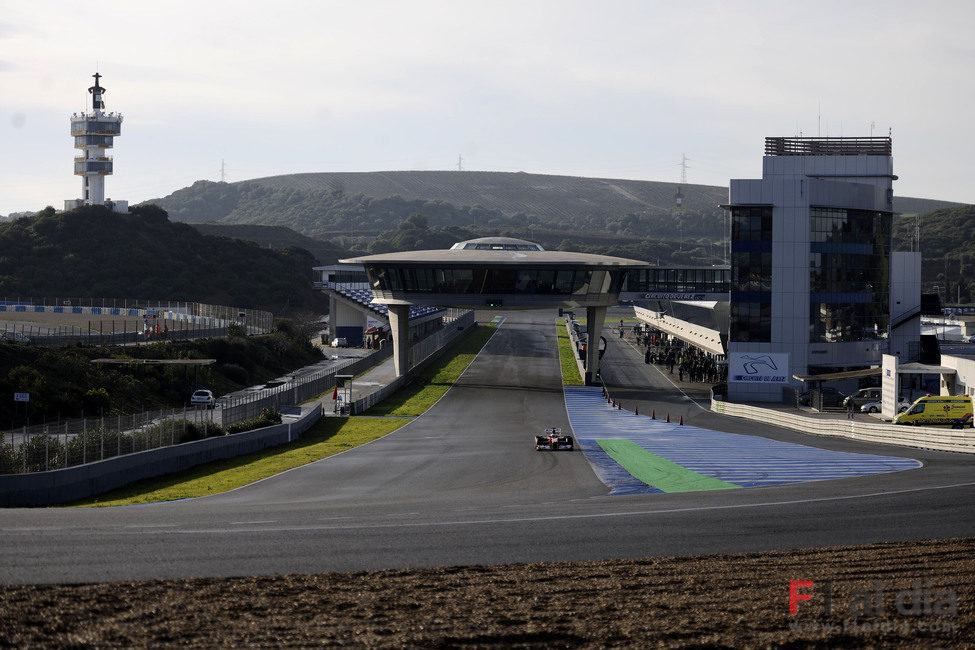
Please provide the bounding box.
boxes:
[1,310,974,584]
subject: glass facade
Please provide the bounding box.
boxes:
[74,160,113,174]
[624,267,729,293]
[730,206,773,342]
[369,266,626,296]
[70,119,121,136]
[808,207,890,342]
[74,135,114,148]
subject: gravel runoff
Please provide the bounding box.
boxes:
[1,538,972,648]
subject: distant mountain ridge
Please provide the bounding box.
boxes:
[150,170,963,231]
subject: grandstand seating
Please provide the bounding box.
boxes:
[329,285,444,320]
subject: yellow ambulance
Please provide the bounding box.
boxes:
[893,395,974,428]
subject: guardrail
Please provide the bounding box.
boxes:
[350,311,477,414]
[710,399,975,454]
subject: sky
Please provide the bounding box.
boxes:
[1,0,974,216]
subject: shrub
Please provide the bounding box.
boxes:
[0,433,18,474]
[19,434,65,472]
[226,408,282,434]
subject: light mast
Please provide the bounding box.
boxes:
[68,72,123,209]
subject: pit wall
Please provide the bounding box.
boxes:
[710,399,975,454]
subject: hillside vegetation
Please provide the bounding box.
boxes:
[189,223,357,264]
[0,204,327,315]
[148,171,963,268]
[893,204,975,303]
[0,320,323,427]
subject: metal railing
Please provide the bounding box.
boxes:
[0,406,219,474]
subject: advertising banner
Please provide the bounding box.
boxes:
[728,352,789,383]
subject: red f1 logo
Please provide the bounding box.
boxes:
[789,580,815,614]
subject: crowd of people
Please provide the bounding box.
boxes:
[629,323,727,385]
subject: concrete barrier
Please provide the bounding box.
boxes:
[711,400,975,454]
[0,405,322,507]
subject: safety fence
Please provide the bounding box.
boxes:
[351,311,477,414]
[0,406,220,475]
[0,404,322,507]
[711,399,975,454]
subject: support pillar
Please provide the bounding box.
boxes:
[388,304,411,377]
[585,306,607,385]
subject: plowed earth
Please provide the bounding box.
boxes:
[1,538,972,648]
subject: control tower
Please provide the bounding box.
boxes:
[65,73,126,211]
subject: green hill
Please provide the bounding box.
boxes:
[146,170,967,269]
[188,222,357,264]
[0,204,326,315]
[893,204,975,303]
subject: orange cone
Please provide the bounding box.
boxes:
[651,409,656,419]
[618,402,622,410]
[635,406,639,415]
[666,413,670,423]
[679,415,684,426]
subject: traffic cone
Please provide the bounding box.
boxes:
[651,409,656,419]
[618,402,622,410]
[666,412,670,423]
[679,415,684,426]
[635,406,639,415]
[332,386,338,400]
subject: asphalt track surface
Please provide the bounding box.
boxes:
[1,310,974,585]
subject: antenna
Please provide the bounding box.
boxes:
[679,153,689,184]
[220,159,226,183]
[457,154,463,172]
[870,120,875,137]
[817,101,821,137]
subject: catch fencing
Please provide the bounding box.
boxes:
[0,406,219,474]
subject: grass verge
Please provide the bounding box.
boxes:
[364,325,497,416]
[557,319,584,386]
[72,417,408,506]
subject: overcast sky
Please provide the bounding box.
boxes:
[2,0,973,216]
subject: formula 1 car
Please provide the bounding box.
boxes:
[535,427,575,451]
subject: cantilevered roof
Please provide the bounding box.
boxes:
[341,249,648,267]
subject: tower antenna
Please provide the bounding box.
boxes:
[457,154,463,172]
[220,159,227,183]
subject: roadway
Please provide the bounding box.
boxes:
[1,309,974,584]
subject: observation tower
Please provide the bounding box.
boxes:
[65,73,126,211]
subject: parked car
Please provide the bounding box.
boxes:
[860,398,912,414]
[190,389,216,409]
[968,334,975,344]
[842,387,882,410]
[798,386,846,407]
[331,337,349,347]
[0,331,31,344]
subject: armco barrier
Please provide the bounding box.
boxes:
[711,399,975,454]
[0,405,322,507]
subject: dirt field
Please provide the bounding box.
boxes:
[1,537,971,647]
